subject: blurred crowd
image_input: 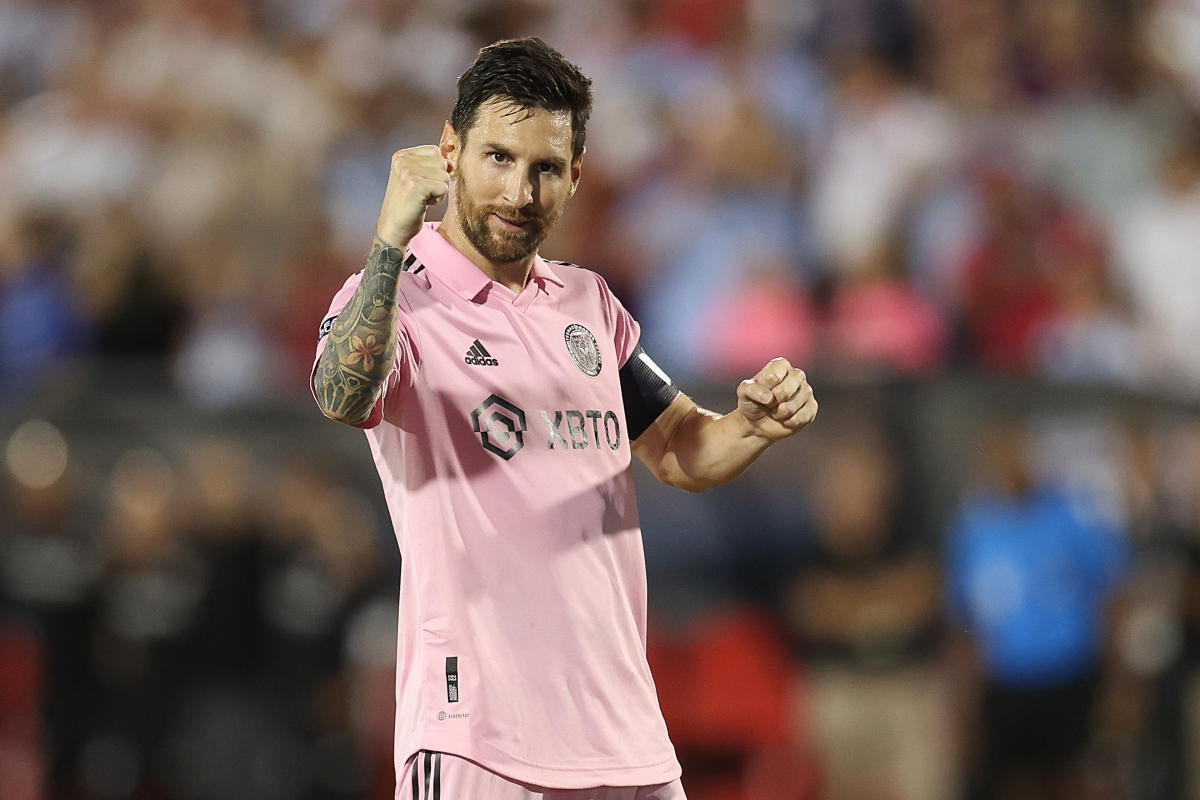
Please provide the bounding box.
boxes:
[3,0,1200,399]
[4,0,1200,798]
[2,425,400,800]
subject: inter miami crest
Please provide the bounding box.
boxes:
[564,324,602,377]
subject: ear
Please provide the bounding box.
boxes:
[569,147,584,197]
[439,121,459,174]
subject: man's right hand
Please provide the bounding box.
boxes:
[376,145,451,247]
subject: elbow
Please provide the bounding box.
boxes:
[650,452,724,493]
[681,477,722,493]
[658,467,720,493]
[317,401,374,428]
[319,407,356,426]
[325,410,369,427]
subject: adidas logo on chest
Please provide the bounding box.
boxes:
[464,339,499,367]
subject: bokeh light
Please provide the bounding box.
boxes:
[5,419,68,490]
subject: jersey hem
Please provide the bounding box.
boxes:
[401,738,682,790]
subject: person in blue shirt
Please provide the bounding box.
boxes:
[946,417,1129,800]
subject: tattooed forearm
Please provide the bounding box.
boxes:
[316,237,407,424]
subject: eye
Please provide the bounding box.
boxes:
[489,151,508,164]
[537,163,561,175]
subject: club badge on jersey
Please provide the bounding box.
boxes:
[564,324,602,377]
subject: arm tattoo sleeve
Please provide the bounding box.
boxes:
[315,237,406,423]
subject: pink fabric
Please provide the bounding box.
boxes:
[312,224,681,790]
[398,750,688,800]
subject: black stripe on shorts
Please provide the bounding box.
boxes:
[412,749,442,799]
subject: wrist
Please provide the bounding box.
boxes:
[374,229,412,251]
[732,409,774,445]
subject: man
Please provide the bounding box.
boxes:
[312,37,817,800]
[946,418,1127,800]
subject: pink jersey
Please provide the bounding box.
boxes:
[311,223,682,790]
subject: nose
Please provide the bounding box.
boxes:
[502,168,533,209]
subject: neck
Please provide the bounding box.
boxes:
[437,205,535,294]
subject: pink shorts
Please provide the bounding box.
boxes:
[399,750,688,800]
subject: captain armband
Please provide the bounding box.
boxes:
[619,344,680,441]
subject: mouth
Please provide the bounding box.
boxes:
[491,213,532,232]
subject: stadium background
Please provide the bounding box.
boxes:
[3,0,1200,798]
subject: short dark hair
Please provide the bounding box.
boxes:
[451,37,592,162]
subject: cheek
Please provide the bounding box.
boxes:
[461,162,501,195]
[538,179,570,209]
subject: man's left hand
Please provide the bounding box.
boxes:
[736,357,817,442]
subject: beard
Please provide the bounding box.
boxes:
[454,167,563,264]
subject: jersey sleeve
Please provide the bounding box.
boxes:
[310,271,417,429]
[595,274,681,440]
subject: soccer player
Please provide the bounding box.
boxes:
[312,37,817,800]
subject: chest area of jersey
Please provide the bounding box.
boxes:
[416,303,626,460]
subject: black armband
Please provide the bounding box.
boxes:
[619,343,680,440]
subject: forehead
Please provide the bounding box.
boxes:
[463,98,573,159]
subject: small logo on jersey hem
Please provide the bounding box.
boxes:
[464,339,499,367]
[564,324,601,376]
[318,316,337,340]
[436,711,469,721]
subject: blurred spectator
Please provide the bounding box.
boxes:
[810,48,958,277]
[0,213,91,395]
[947,418,1130,800]
[957,166,1099,374]
[89,447,200,798]
[783,426,949,800]
[1,419,98,795]
[73,207,188,358]
[1032,240,1141,387]
[707,259,815,382]
[1113,118,1200,396]
[632,96,808,380]
[822,236,947,376]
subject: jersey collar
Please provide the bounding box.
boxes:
[409,222,564,302]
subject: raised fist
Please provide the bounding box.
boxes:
[736,357,817,442]
[376,145,451,247]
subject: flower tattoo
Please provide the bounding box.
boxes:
[315,238,405,423]
[347,334,385,371]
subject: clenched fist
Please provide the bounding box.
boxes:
[737,357,817,442]
[376,145,452,247]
